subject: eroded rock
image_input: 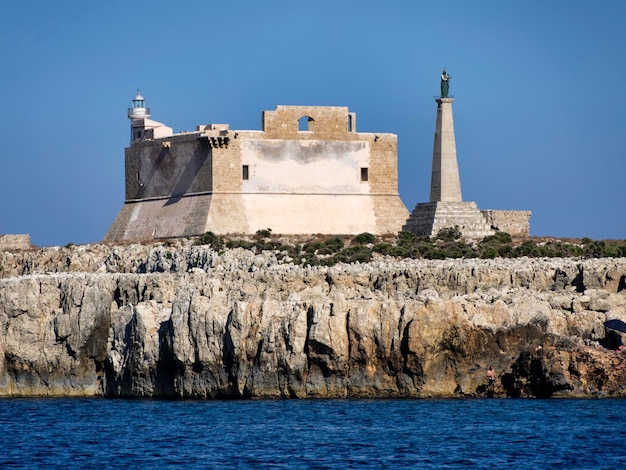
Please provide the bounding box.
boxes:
[1,243,626,398]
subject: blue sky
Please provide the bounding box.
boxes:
[1,1,625,246]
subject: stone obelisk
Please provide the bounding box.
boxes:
[403,69,494,239]
[430,97,462,202]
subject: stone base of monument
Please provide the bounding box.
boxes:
[403,201,494,239]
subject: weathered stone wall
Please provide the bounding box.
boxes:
[106,105,409,242]
[262,106,355,139]
[0,235,30,251]
[1,242,626,399]
[124,135,212,201]
[482,210,531,237]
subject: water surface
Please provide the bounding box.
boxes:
[1,398,624,468]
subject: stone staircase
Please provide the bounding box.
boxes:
[403,201,494,239]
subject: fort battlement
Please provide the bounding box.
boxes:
[105,102,409,242]
[0,234,31,251]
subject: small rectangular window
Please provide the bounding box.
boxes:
[242,165,249,180]
[360,167,369,182]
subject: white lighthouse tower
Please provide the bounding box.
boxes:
[128,90,150,144]
[127,90,172,144]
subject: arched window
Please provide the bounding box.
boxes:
[298,116,313,132]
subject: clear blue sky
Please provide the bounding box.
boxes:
[1,1,625,246]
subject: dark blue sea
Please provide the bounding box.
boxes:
[1,398,625,469]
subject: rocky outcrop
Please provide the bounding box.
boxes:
[1,241,626,398]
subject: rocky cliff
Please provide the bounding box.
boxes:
[1,241,626,398]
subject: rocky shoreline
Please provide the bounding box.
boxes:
[1,241,625,398]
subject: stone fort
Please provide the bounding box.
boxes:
[105,84,529,242]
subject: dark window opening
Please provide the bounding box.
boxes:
[348,114,353,132]
[361,167,369,182]
[242,165,249,180]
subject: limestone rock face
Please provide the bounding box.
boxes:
[1,242,626,398]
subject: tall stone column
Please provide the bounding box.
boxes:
[430,98,462,202]
[402,86,494,239]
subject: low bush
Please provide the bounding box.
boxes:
[352,232,376,245]
[318,237,344,255]
[436,226,462,241]
[196,232,224,249]
[326,246,373,265]
[226,239,255,250]
[255,228,272,239]
[302,241,323,254]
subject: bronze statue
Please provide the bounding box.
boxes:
[440,68,451,98]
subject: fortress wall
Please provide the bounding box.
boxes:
[108,106,410,241]
[210,132,242,193]
[369,135,399,195]
[482,210,531,237]
[0,234,31,251]
[241,140,370,194]
[262,106,354,140]
[368,134,408,232]
[241,194,378,234]
[125,136,212,201]
[105,195,213,241]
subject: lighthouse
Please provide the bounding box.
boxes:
[128,90,151,144]
[126,90,172,144]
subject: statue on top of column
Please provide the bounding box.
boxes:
[440,68,451,98]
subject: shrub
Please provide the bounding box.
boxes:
[439,241,476,258]
[352,232,376,245]
[255,228,272,239]
[327,246,373,265]
[397,231,419,247]
[436,226,462,241]
[302,241,323,254]
[482,231,512,244]
[478,231,513,259]
[300,252,321,267]
[481,246,498,259]
[513,241,540,257]
[373,243,396,255]
[196,232,224,250]
[318,237,344,255]
[226,239,255,250]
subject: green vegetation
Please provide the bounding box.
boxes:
[196,232,224,250]
[255,228,272,239]
[352,232,376,245]
[194,228,626,267]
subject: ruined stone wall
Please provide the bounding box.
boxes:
[262,106,356,140]
[482,210,531,237]
[0,235,30,251]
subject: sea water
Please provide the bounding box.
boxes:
[1,398,625,469]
